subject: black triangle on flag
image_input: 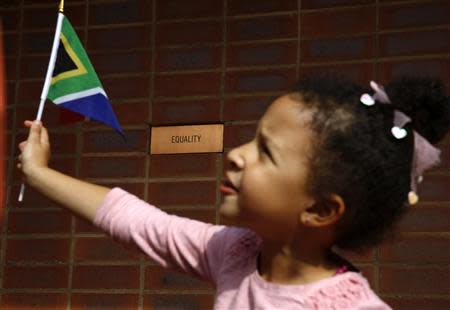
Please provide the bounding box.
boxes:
[53,39,78,77]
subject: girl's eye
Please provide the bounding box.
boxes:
[258,140,273,161]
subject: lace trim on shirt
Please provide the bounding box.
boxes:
[304,275,370,309]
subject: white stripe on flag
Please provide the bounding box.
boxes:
[53,87,108,104]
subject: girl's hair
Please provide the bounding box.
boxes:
[291,75,450,250]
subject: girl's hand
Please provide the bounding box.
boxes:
[17,120,51,182]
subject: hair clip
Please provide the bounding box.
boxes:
[391,126,407,139]
[360,93,375,106]
[362,81,442,206]
[361,81,410,140]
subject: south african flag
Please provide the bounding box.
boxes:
[48,15,123,134]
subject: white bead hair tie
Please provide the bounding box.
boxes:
[360,81,441,205]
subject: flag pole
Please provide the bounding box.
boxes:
[36,0,64,121]
[18,0,65,202]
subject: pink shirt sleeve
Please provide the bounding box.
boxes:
[94,188,234,284]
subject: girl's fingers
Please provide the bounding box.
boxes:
[40,126,49,146]
[26,121,42,145]
[24,120,34,127]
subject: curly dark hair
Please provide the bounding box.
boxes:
[290,75,450,250]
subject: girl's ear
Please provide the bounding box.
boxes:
[300,194,345,227]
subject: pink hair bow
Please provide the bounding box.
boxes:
[360,81,441,205]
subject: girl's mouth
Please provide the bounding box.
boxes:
[220,179,238,195]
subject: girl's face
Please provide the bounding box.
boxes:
[220,95,317,242]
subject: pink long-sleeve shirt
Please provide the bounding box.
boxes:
[94,188,391,310]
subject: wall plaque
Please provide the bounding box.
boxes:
[150,124,224,154]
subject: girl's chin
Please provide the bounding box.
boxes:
[219,200,240,219]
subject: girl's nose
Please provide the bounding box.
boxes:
[227,146,245,170]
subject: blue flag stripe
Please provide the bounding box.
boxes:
[59,93,123,135]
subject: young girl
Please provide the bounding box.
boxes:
[18,76,450,309]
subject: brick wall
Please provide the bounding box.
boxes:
[1,0,449,309]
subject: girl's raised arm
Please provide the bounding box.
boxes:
[18,120,110,222]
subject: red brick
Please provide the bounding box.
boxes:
[226,69,296,93]
[355,265,376,289]
[383,297,450,310]
[111,182,146,198]
[15,104,70,128]
[6,238,70,263]
[333,247,375,263]
[22,30,84,55]
[13,157,76,184]
[224,123,257,148]
[145,265,212,290]
[3,33,18,56]
[156,20,222,46]
[227,41,297,67]
[302,0,373,9]
[378,59,450,85]
[6,107,14,131]
[143,294,215,310]
[228,0,296,15]
[107,102,149,126]
[17,79,46,104]
[150,154,218,178]
[154,72,221,97]
[89,0,152,25]
[301,63,373,85]
[75,217,104,234]
[156,46,222,72]
[148,181,216,206]
[8,182,67,208]
[12,130,77,157]
[5,56,16,80]
[417,175,450,202]
[397,206,450,232]
[74,237,139,261]
[23,5,85,30]
[3,265,68,288]
[102,76,150,100]
[302,35,374,62]
[301,7,375,39]
[379,29,450,57]
[228,14,297,42]
[435,143,449,171]
[156,0,222,20]
[51,157,78,175]
[22,0,56,3]
[72,265,140,289]
[0,9,20,31]
[379,1,450,30]
[80,156,146,179]
[379,267,449,294]
[90,50,151,76]
[167,208,216,225]
[82,129,147,153]
[224,95,274,121]
[6,81,15,106]
[7,210,71,234]
[0,293,67,310]
[87,25,152,51]
[72,294,139,310]
[379,235,450,263]
[152,98,220,124]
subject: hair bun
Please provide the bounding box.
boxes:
[385,76,450,144]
